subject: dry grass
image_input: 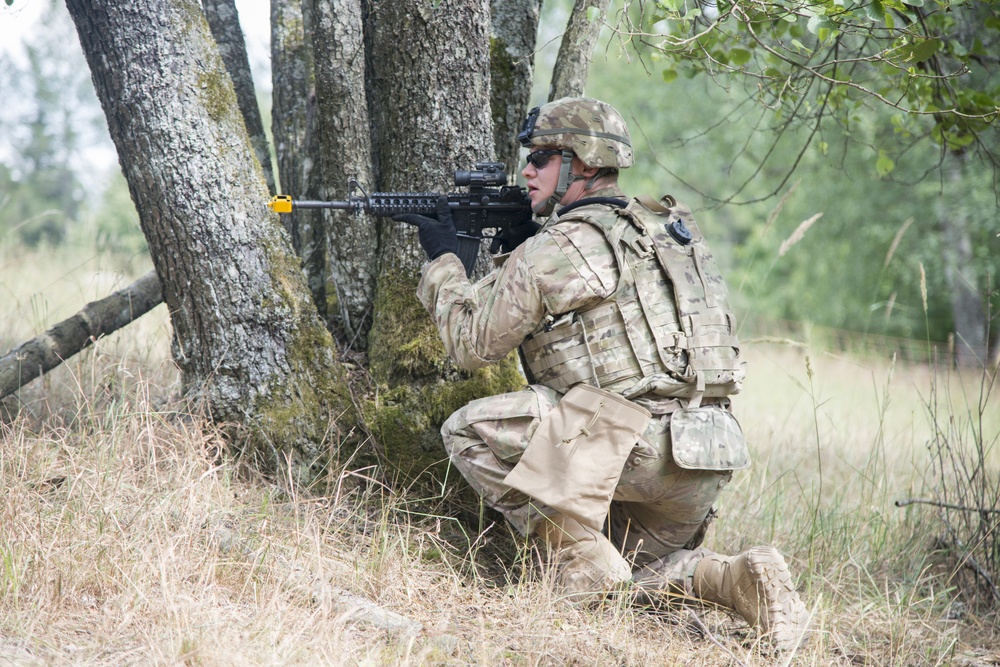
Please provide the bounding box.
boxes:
[2,248,999,666]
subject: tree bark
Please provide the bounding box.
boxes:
[362,0,526,474]
[203,0,276,195]
[0,271,162,400]
[490,0,541,180]
[548,0,610,101]
[66,0,350,484]
[311,0,378,345]
[366,0,495,273]
[272,0,328,321]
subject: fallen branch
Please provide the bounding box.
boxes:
[0,270,163,399]
[895,498,1000,516]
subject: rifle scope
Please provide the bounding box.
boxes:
[454,162,507,188]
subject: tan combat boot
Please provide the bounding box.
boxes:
[536,514,633,600]
[693,547,809,649]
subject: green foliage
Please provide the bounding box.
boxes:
[93,171,147,257]
[581,0,1000,354]
[630,0,999,173]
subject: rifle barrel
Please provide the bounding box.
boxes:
[292,200,357,210]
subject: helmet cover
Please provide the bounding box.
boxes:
[518,97,633,169]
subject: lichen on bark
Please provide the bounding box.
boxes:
[242,232,356,487]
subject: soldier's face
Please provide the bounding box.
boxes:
[522,146,562,209]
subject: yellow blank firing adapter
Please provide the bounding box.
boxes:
[268,195,293,213]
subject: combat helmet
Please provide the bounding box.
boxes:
[518,97,632,215]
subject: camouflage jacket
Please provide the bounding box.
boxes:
[416,186,626,371]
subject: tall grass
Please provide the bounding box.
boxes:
[2,248,998,665]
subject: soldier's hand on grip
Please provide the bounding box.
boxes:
[393,196,459,261]
[489,215,541,254]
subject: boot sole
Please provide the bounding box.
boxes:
[744,547,810,650]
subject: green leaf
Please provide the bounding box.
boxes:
[904,38,941,63]
[4,0,13,6]
[662,68,679,83]
[901,0,923,6]
[586,6,602,21]
[866,0,885,22]
[791,39,813,55]
[729,48,752,65]
[876,150,895,176]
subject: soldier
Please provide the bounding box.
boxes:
[394,97,809,649]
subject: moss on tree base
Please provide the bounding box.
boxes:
[364,267,526,481]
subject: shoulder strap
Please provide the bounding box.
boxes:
[634,194,677,215]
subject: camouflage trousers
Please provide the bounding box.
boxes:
[441,385,733,592]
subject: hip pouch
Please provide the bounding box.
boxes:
[503,384,651,531]
[669,406,751,471]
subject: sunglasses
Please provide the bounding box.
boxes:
[525,149,564,168]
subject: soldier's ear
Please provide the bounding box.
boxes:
[573,157,599,177]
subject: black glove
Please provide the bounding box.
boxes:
[489,215,541,254]
[393,196,459,261]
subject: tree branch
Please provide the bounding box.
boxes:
[895,498,1000,515]
[549,0,611,100]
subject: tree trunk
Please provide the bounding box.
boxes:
[939,154,987,367]
[311,0,378,345]
[362,0,525,474]
[549,0,610,101]
[490,0,542,180]
[0,271,162,400]
[203,0,276,195]
[66,0,350,485]
[271,0,328,321]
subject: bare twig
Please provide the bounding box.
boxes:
[895,498,1000,516]
[935,532,1000,602]
[686,609,749,667]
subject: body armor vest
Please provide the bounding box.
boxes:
[519,196,744,407]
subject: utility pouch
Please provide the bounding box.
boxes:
[669,406,751,471]
[503,383,652,531]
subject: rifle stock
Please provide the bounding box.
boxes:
[267,162,531,278]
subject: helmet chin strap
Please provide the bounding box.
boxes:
[532,150,580,217]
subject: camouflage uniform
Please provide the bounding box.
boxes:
[416,184,745,592]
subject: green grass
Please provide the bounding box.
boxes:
[2,247,998,665]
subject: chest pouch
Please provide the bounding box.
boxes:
[503,383,651,531]
[669,406,751,471]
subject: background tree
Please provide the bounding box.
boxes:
[599,0,999,365]
[65,0,349,485]
[0,0,100,247]
[204,0,276,195]
[549,0,610,99]
[55,0,588,484]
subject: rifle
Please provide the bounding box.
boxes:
[267,161,531,278]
